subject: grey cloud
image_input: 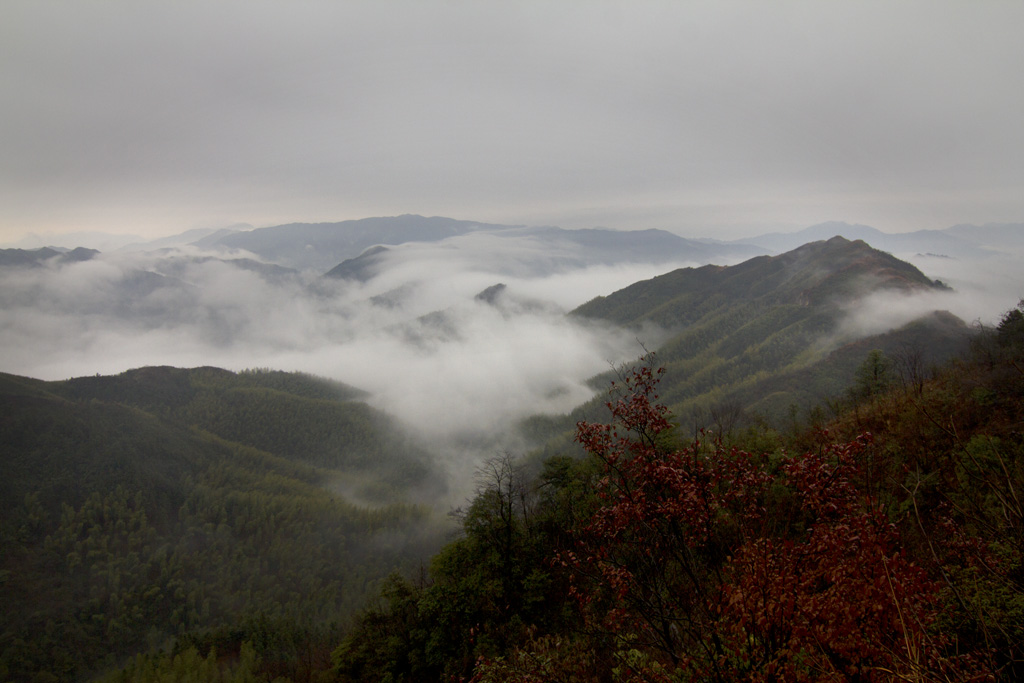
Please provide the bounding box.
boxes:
[833,247,1024,344]
[2,1,1023,239]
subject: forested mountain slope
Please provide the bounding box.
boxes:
[0,368,445,681]
[1,235,1011,682]
[332,302,1024,682]
[565,236,968,427]
[45,366,443,496]
[739,220,994,258]
[574,236,943,325]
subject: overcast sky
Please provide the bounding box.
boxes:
[2,0,1022,244]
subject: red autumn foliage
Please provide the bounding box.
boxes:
[562,358,992,682]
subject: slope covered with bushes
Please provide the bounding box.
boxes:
[334,302,1024,682]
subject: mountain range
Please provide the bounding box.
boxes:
[152,216,1024,272]
[190,215,767,273]
[0,246,98,267]
[0,367,446,680]
[735,220,1023,258]
[516,236,974,450]
[5,215,1021,269]
[0,216,1009,435]
[2,213,1020,681]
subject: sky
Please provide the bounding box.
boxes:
[2,0,1023,244]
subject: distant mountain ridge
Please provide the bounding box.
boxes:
[945,222,1024,248]
[320,222,765,282]
[740,220,1019,258]
[0,246,98,267]
[200,214,767,274]
[510,225,765,267]
[6,217,1020,266]
[200,215,499,271]
[119,226,248,252]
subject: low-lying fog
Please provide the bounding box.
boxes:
[0,235,686,448]
[837,250,1024,340]
[2,231,1021,492]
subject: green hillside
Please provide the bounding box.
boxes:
[331,301,1024,682]
[1,237,1011,682]
[575,236,942,325]
[48,367,442,496]
[0,368,446,682]
[566,237,966,429]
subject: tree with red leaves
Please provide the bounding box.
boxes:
[559,357,991,682]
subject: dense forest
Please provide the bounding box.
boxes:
[0,369,447,681]
[4,299,1017,681]
[570,237,965,422]
[525,238,972,455]
[328,300,1024,682]
[2,239,1022,680]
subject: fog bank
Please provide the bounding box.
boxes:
[4,232,1020,494]
[0,241,688,451]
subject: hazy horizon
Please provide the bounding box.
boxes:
[2,226,1018,394]
[3,1,1022,243]
[1,214,1015,253]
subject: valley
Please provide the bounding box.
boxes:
[1,216,1023,681]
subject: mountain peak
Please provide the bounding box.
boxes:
[324,245,391,281]
[772,235,939,304]
[573,238,945,327]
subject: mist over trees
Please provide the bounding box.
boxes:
[335,306,1024,681]
[2,217,1024,680]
